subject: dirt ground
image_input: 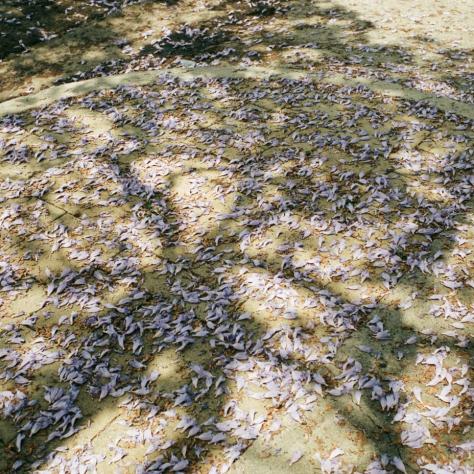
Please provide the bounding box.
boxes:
[0,1,473,473]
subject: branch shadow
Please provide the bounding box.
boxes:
[0,1,473,472]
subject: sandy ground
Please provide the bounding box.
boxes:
[0,0,472,102]
[0,1,473,473]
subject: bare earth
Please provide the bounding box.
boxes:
[0,1,473,473]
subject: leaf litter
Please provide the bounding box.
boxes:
[0,2,473,473]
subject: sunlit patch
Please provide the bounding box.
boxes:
[230,267,311,321]
[64,107,116,140]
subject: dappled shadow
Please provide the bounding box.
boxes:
[0,0,473,472]
[0,0,179,100]
[0,68,472,473]
[1,0,472,111]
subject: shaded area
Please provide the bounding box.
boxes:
[0,0,176,60]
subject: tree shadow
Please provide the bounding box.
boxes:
[0,0,178,60]
[2,0,472,109]
[0,1,473,473]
